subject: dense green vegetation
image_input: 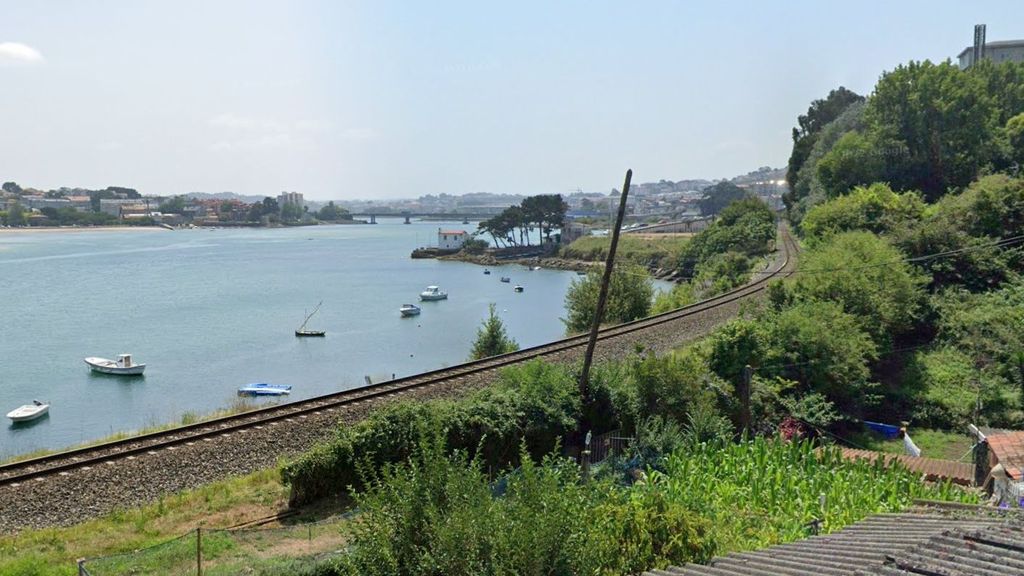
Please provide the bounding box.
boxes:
[768,57,1024,433]
[300,436,972,576]
[786,60,1024,221]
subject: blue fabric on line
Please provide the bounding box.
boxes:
[863,421,901,439]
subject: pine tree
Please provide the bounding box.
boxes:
[470,303,519,360]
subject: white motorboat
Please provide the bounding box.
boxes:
[85,353,146,376]
[514,285,524,292]
[238,383,292,396]
[7,400,49,422]
[419,285,448,301]
[400,303,421,317]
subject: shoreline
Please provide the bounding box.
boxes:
[439,251,681,280]
[0,226,169,235]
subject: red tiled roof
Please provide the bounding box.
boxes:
[836,448,975,486]
[987,431,1024,480]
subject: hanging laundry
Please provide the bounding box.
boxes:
[903,431,921,457]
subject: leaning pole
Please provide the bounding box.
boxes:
[578,169,632,409]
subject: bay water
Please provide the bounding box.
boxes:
[0,220,667,459]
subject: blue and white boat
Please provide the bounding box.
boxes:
[237,383,292,396]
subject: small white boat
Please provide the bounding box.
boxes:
[85,354,146,376]
[7,400,49,422]
[400,303,421,317]
[514,285,524,292]
[419,285,448,301]
[500,276,511,283]
[238,383,292,396]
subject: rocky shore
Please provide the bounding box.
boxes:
[439,251,680,281]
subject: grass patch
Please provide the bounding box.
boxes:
[560,235,688,269]
[0,467,349,575]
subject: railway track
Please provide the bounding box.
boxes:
[0,226,797,490]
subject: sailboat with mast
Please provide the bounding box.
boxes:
[295,301,326,337]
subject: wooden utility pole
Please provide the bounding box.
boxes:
[578,169,632,406]
[739,364,753,432]
[196,527,203,576]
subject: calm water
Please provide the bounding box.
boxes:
[0,220,668,459]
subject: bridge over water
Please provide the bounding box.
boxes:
[348,212,493,224]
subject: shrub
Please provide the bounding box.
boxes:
[283,361,582,506]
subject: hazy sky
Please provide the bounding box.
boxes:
[1,1,1020,200]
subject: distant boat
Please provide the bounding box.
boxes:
[484,269,491,275]
[514,285,524,292]
[238,383,292,396]
[500,277,511,283]
[529,266,541,271]
[7,400,49,422]
[419,285,448,301]
[295,300,326,337]
[400,303,421,317]
[85,354,145,376]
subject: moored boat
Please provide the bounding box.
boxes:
[514,285,524,292]
[237,383,292,396]
[7,400,49,422]
[484,269,491,275]
[295,300,326,337]
[419,285,448,301]
[400,303,421,317]
[85,354,146,376]
[499,276,511,283]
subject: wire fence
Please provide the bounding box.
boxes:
[585,429,633,465]
[78,514,350,575]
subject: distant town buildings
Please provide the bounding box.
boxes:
[277,191,304,207]
[958,24,1024,69]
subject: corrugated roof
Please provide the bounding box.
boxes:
[644,504,1021,576]
[836,448,975,486]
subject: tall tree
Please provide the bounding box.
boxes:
[866,60,995,200]
[469,304,519,360]
[697,181,751,217]
[786,87,865,194]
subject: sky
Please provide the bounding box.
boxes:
[0,1,1020,200]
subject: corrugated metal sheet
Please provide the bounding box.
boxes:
[644,505,1022,576]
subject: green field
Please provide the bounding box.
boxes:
[559,234,689,269]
